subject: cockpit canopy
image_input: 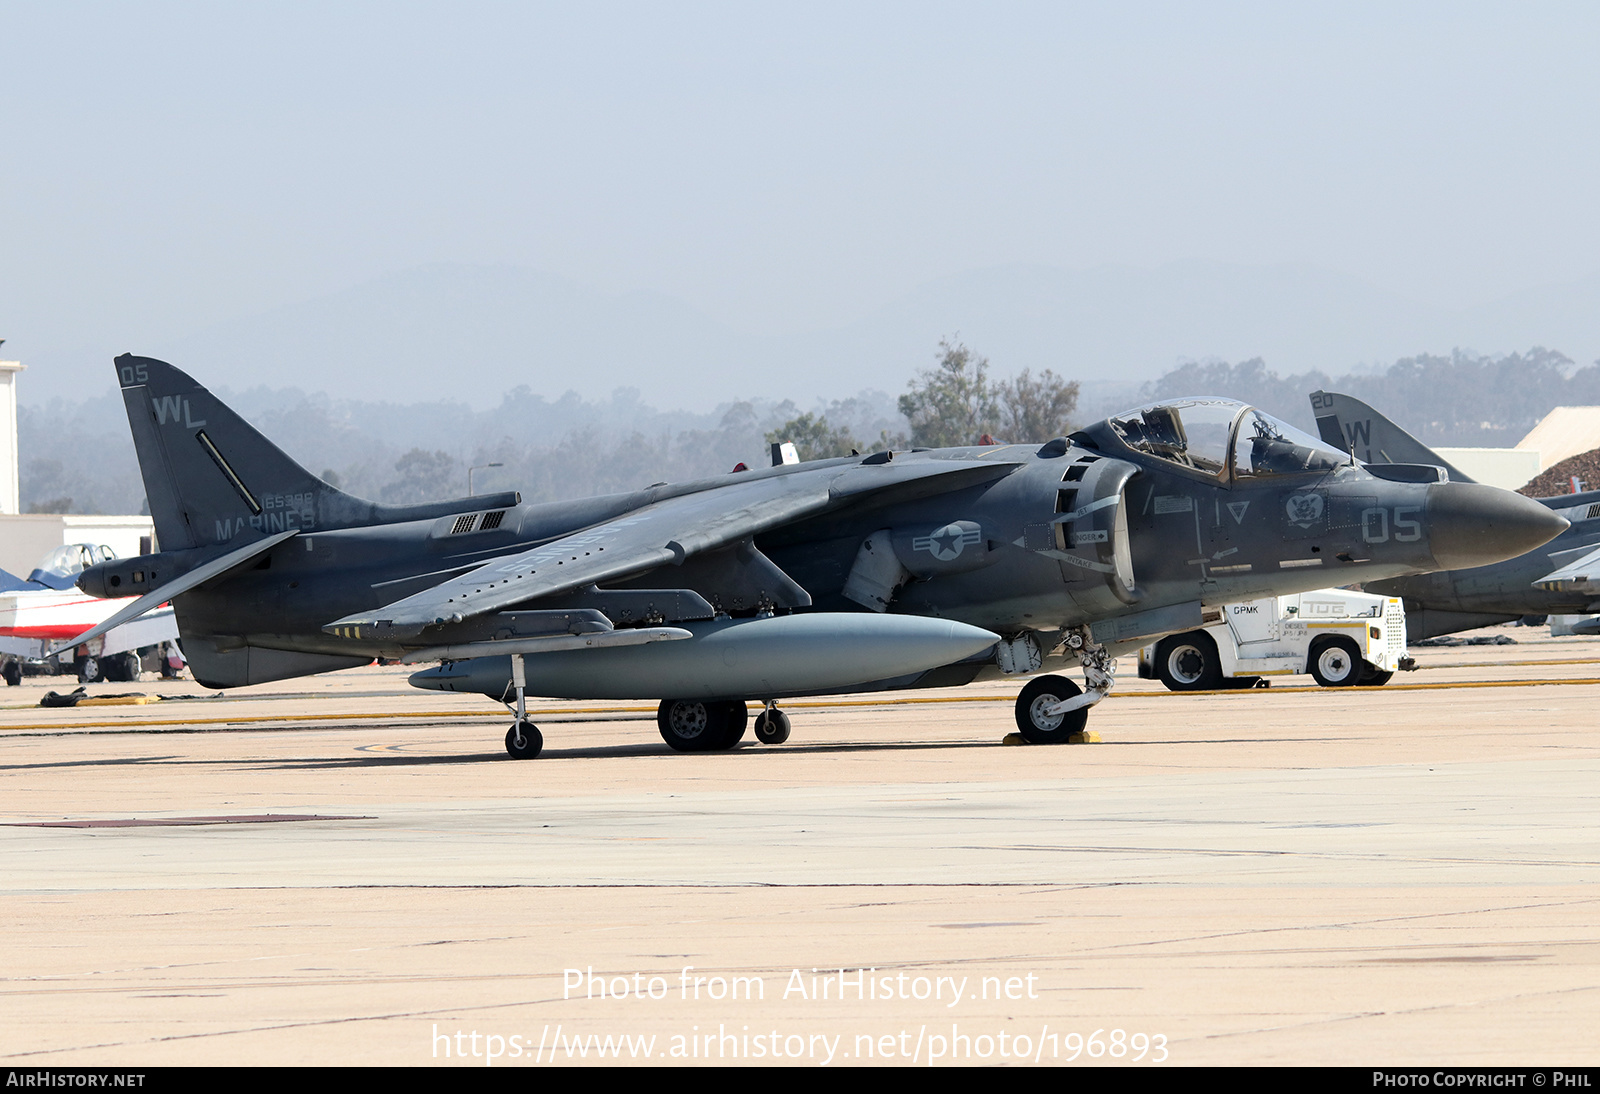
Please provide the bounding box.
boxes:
[1102,398,1347,482]
[29,543,118,590]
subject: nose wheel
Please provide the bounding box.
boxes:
[1012,626,1115,743]
[1014,675,1089,743]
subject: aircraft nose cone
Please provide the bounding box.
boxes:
[1427,483,1569,570]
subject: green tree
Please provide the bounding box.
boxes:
[380,448,459,504]
[996,368,1079,442]
[898,338,1000,448]
[764,411,861,461]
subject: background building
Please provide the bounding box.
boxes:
[0,351,152,577]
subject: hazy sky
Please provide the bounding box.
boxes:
[5,2,1600,385]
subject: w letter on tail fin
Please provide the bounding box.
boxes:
[1308,389,1475,484]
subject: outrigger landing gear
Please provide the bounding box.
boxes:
[754,701,791,745]
[506,720,543,759]
[503,654,544,759]
[1012,626,1114,744]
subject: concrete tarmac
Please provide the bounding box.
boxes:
[1,627,1597,1067]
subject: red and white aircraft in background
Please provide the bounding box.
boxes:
[0,544,180,684]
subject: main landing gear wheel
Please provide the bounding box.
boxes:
[1153,631,1224,691]
[720,701,749,748]
[754,707,791,744]
[657,700,747,752]
[505,720,543,759]
[1309,637,1364,687]
[1014,674,1090,744]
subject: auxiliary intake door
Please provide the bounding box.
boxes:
[1050,455,1140,604]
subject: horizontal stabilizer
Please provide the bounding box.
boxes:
[46,530,297,657]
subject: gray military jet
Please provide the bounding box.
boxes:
[1309,390,1600,640]
[60,356,1567,758]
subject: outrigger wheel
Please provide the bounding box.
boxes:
[505,720,543,759]
[502,655,544,758]
[754,704,791,745]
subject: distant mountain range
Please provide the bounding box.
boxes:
[18,259,1600,410]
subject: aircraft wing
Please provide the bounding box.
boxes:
[327,457,1014,641]
[1533,543,1600,592]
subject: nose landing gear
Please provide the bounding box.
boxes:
[1012,626,1113,744]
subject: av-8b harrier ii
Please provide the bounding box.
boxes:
[1310,390,1600,640]
[61,356,1566,758]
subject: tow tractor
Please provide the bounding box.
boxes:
[1138,588,1413,691]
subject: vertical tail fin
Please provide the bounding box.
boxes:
[116,354,369,550]
[1308,389,1476,484]
[117,355,522,551]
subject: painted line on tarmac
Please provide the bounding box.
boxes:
[0,707,639,732]
[1150,677,1600,696]
[1425,657,1600,668]
[2,675,1600,733]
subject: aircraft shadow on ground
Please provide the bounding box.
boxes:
[0,754,183,772]
[0,732,1358,775]
[265,737,1007,769]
